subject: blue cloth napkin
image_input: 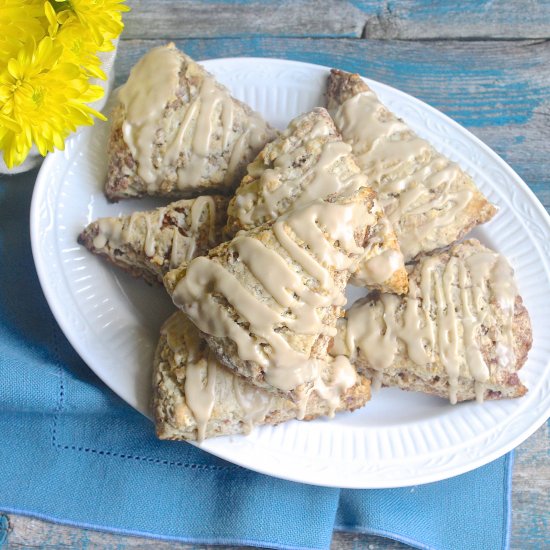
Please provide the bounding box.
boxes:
[0,172,512,550]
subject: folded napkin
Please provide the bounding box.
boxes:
[0,172,512,550]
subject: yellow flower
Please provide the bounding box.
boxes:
[0,0,47,65]
[53,0,129,48]
[0,36,106,168]
[45,3,106,79]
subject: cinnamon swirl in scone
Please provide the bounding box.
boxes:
[327,69,497,261]
[154,312,371,441]
[164,186,379,405]
[78,196,228,285]
[225,108,408,295]
[332,240,531,403]
[105,44,277,201]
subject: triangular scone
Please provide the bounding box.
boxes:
[105,44,277,201]
[78,196,228,285]
[225,108,408,295]
[327,69,497,261]
[154,312,371,441]
[164,186,379,403]
[332,240,531,403]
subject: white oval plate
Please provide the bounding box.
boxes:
[31,58,550,488]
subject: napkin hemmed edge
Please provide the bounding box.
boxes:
[0,507,328,550]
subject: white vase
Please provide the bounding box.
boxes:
[0,39,119,175]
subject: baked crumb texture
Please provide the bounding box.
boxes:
[332,239,531,403]
[153,312,371,441]
[226,107,408,295]
[105,44,277,202]
[327,69,498,262]
[78,195,229,285]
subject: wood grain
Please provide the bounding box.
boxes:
[123,0,365,39]
[356,0,550,40]
[122,1,550,40]
[114,38,550,209]
[4,423,547,549]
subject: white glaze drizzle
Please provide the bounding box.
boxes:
[232,377,273,434]
[229,109,403,289]
[171,77,235,189]
[353,249,404,286]
[312,355,358,417]
[180,351,216,441]
[162,313,272,439]
[234,136,368,227]
[118,45,182,187]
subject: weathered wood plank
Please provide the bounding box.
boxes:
[511,421,550,549]
[355,0,550,40]
[122,0,365,39]
[115,38,550,209]
[5,423,547,549]
[120,1,550,40]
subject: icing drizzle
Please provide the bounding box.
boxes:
[171,197,366,395]
[228,108,404,290]
[91,196,220,269]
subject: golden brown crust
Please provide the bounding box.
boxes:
[510,295,532,384]
[326,69,371,108]
[380,267,409,296]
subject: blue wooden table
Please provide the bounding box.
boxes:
[3,1,549,548]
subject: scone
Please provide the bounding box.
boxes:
[78,196,228,285]
[164,186,379,404]
[154,312,371,441]
[225,108,408,295]
[332,240,531,403]
[105,43,277,201]
[327,69,497,261]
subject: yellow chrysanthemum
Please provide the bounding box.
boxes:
[0,36,106,168]
[0,0,47,65]
[53,0,129,49]
[45,3,106,79]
